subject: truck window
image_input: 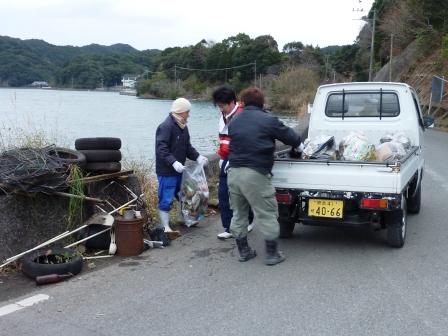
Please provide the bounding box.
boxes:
[325,91,400,118]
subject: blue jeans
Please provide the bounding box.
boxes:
[157,175,182,212]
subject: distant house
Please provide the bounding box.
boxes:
[122,74,138,89]
[30,81,49,87]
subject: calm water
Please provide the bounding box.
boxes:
[0,88,297,160]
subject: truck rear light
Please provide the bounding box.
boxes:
[360,198,388,209]
[276,193,292,204]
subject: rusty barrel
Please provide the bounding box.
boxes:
[114,215,144,256]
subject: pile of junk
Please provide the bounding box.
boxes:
[0,137,203,286]
[299,131,413,162]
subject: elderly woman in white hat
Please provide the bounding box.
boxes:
[154,98,208,238]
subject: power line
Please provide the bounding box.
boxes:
[175,62,255,72]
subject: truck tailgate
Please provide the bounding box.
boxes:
[272,148,421,194]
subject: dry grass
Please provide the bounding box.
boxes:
[269,66,319,114]
[121,158,161,228]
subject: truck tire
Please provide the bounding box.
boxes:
[385,197,407,248]
[79,149,122,162]
[75,137,121,150]
[22,247,83,279]
[279,218,295,238]
[85,162,121,173]
[407,182,421,214]
[45,147,87,169]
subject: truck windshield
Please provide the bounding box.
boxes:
[325,91,400,118]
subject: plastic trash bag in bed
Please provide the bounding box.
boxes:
[339,131,376,161]
[302,135,337,160]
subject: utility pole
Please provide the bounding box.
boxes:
[389,33,394,82]
[368,9,376,82]
[174,65,177,88]
[254,60,257,87]
[324,55,330,81]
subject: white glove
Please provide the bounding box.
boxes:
[219,159,223,169]
[172,161,185,173]
[197,155,208,166]
[297,143,305,152]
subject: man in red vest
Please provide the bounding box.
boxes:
[212,86,254,239]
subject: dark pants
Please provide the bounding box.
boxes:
[218,159,253,232]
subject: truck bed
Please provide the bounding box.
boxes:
[272,146,421,194]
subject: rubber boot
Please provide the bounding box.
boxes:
[265,240,285,266]
[159,210,173,232]
[235,236,257,262]
[159,210,181,240]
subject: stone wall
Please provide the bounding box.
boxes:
[0,175,142,262]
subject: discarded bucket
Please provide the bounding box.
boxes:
[114,215,144,256]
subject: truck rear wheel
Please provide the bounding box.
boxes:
[279,218,295,238]
[407,182,421,214]
[385,197,407,248]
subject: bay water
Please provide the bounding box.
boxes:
[0,88,297,161]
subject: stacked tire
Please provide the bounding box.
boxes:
[75,137,122,174]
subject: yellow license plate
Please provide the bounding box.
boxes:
[308,199,343,218]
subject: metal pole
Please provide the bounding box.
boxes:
[389,33,394,82]
[368,9,376,82]
[254,61,257,87]
[174,65,177,87]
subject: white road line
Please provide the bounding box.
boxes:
[0,294,49,317]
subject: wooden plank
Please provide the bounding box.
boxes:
[51,191,104,203]
[69,170,134,185]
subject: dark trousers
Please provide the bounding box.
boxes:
[218,159,253,232]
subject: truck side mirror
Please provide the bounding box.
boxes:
[423,116,434,128]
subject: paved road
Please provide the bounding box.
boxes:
[1,129,448,336]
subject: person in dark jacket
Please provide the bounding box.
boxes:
[212,86,254,240]
[227,88,301,265]
[155,98,208,235]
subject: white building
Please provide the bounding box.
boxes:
[122,74,138,89]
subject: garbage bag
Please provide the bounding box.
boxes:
[302,135,337,160]
[380,131,411,150]
[376,141,407,161]
[340,131,376,161]
[179,163,209,227]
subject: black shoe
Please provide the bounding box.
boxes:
[265,240,285,266]
[235,236,257,262]
[149,227,171,247]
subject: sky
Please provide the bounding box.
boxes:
[0,0,374,51]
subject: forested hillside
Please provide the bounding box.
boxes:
[1,0,447,115]
[0,35,159,88]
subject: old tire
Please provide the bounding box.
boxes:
[79,149,122,162]
[75,137,121,150]
[279,218,295,238]
[407,182,421,214]
[385,197,407,248]
[85,161,121,173]
[46,147,87,168]
[22,247,83,279]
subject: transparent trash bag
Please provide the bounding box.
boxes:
[302,135,337,160]
[376,141,407,161]
[179,163,209,227]
[340,131,376,161]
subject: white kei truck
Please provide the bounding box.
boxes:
[272,82,432,247]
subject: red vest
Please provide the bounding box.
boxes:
[217,104,244,160]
